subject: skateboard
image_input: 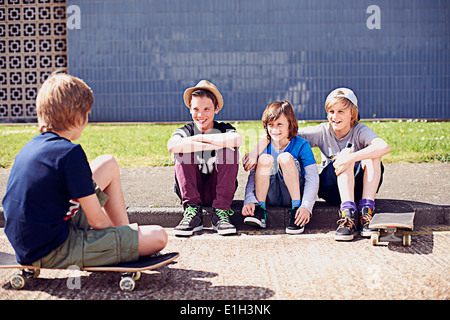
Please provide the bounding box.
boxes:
[369,211,415,246]
[0,252,179,292]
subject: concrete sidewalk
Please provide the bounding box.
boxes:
[1,163,449,301]
[1,163,449,229]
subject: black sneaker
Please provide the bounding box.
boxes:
[212,208,236,235]
[360,207,376,237]
[174,204,203,236]
[285,207,305,235]
[334,208,359,241]
[244,205,267,228]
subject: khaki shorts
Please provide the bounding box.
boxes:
[33,184,139,269]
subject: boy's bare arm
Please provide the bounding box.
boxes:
[77,194,113,229]
[198,131,242,149]
[242,134,270,171]
[333,137,391,175]
[167,132,242,154]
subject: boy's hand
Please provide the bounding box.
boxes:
[333,149,355,176]
[242,203,255,216]
[242,153,258,171]
[295,207,310,226]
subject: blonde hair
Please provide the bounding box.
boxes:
[36,72,93,133]
[324,91,359,127]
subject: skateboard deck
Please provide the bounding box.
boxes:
[369,211,415,246]
[0,252,179,292]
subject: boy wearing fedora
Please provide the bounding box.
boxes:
[243,87,390,241]
[167,80,242,236]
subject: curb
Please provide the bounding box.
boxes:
[1,199,448,230]
[125,199,450,231]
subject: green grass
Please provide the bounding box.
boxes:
[0,120,448,168]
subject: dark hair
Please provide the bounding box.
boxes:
[262,101,299,141]
[190,89,218,110]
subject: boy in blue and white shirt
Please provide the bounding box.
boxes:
[242,101,319,234]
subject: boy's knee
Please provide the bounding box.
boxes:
[361,157,381,170]
[277,152,294,166]
[95,154,118,167]
[91,154,120,178]
[258,154,273,167]
[154,226,168,250]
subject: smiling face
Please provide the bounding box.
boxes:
[267,114,291,148]
[190,96,218,133]
[327,100,353,138]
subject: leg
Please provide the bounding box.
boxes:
[173,153,204,236]
[138,225,168,256]
[360,157,382,201]
[255,154,273,202]
[174,152,202,208]
[90,155,129,226]
[277,153,301,201]
[336,163,355,203]
[210,148,239,210]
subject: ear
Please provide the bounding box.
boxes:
[214,107,219,115]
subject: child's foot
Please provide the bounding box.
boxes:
[212,208,236,235]
[174,204,203,236]
[360,207,377,237]
[244,205,267,228]
[334,208,359,241]
[285,207,305,234]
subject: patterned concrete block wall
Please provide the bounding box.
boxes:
[1,0,68,123]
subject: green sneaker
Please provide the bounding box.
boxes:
[212,208,236,235]
[174,204,203,236]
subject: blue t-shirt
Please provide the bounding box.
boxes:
[3,132,95,265]
[264,136,317,175]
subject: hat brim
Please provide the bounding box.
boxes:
[183,86,223,111]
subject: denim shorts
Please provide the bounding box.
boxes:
[266,158,305,207]
[318,161,384,206]
[32,183,139,269]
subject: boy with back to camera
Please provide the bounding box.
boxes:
[167,80,242,236]
[3,72,168,268]
[244,88,390,241]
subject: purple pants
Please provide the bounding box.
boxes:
[174,148,239,210]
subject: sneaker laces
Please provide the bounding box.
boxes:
[337,217,355,229]
[360,208,374,226]
[181,206,198,223]
[215,209,234,222]
[360,213,373,226]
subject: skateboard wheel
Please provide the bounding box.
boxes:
[403,234,411,246]
[119,277,135,292]
[371,234,379,246]
[10,274,26,290]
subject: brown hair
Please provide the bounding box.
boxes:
[324,91,359,127]
[262,101,299,141]
[190,89,219,110]
[36,72,94,133]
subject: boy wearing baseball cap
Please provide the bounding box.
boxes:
[243,87,390,241]
[167,80,242,236]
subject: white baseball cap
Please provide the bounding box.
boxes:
[326,87,358,107]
